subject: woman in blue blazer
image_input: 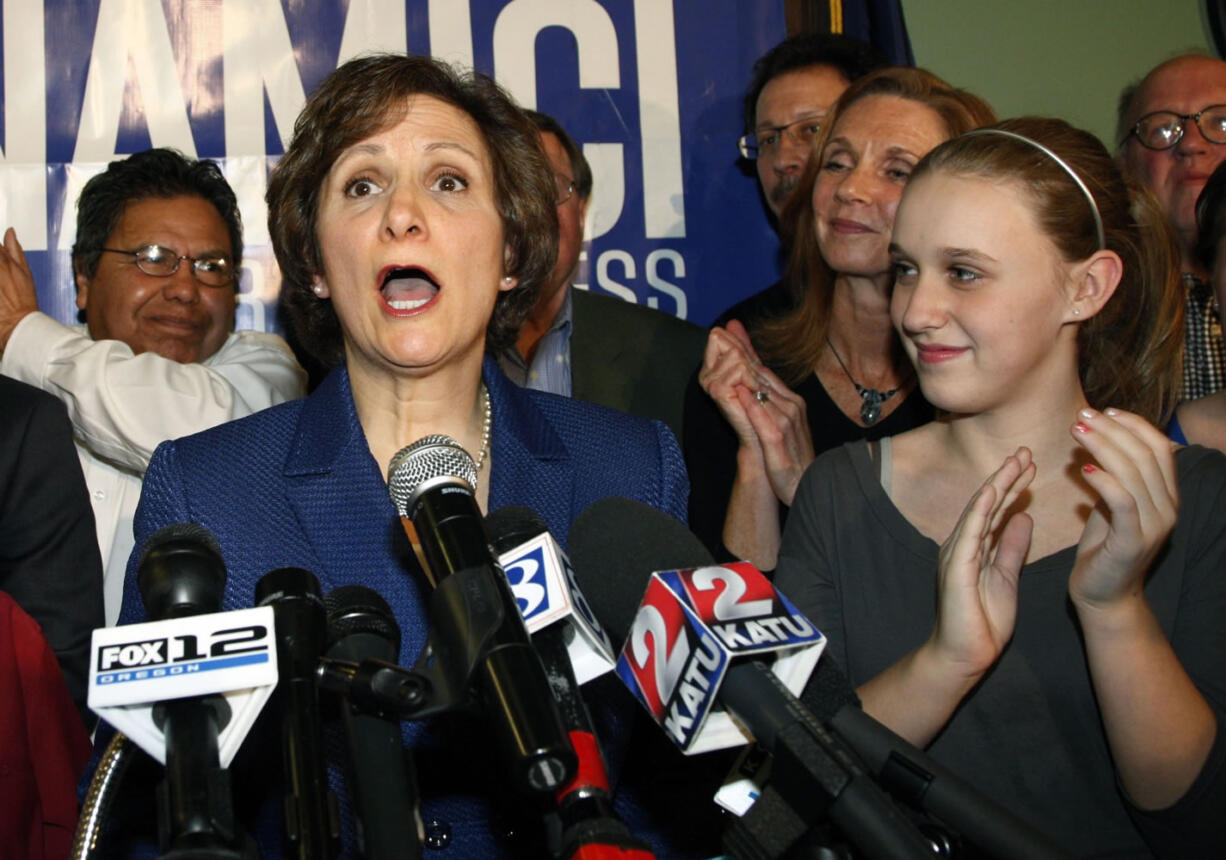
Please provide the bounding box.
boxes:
[105,54,689,859]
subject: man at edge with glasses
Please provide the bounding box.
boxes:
[0,148,305,625]
[1120,54,1226,400]
[713,33,883,329]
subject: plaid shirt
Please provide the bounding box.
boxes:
[1181,274,1226,401]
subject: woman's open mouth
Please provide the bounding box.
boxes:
[379,266,439,312]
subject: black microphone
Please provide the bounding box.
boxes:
[324,585,422,860]
[255,567,340,859]
[801,658,1072,860]
[137,522,245,859]
[486,506,655,860]
[567,498,934,860]
[387,435,576,795]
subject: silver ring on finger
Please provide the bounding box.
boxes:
[755,389,770,404]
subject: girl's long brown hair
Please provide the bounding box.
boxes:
[911,117,1183,423]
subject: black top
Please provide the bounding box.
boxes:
[0,374,104,726]
[682,362,933,561]
[776,442,1226,857]
[710,279,796,330]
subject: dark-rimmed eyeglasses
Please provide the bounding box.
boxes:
[738,116,823,160]
[97,244,236,287]
[554,173,577,205]
[1128,104,1226,150]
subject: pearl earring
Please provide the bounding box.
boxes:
[502,276,514,285]
[1072,307,1081,317]
[312,284,325,297]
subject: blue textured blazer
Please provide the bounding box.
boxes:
[107,357,689,858]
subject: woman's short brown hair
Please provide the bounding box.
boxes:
[267,53,557,366]
[757,67,997,384]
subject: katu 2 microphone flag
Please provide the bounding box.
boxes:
[615,561,824,755]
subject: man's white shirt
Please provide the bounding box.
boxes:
[2,311,307,624]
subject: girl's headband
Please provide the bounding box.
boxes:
[962,128,1106,251]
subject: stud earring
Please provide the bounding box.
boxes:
[502,276,514,285]
[312,283,326,297]
[1072,307,1081,317]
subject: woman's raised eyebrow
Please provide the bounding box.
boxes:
[332,141,384,166]
[423,141,480,160]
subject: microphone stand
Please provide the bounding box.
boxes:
[323,585,422,860]
[72,733,136,860]
[536,627,654,860]
[483,506,655,860]
[153,696,249,859]
[256,568,340,859]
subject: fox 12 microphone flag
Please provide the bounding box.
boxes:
[1,0,796,332]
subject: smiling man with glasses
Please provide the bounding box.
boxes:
[0,148,305,624]
[1120,54,1226,400]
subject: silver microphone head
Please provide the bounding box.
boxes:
[387,434,477,516]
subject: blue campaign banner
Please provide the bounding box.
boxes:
[1,1,786,333]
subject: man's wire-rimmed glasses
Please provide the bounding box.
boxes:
[97,244,236,287]
[738,116,823,160]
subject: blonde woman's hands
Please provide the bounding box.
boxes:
[1068,408,1178,614]
[930,447,1035,681]
[698,321,764,449]
[697,320,814,504]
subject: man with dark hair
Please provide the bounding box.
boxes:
[1118,54,1226,400]
[720,32,885,327]
[499,111,705,438]
[0,148,305,624]
[742,32,885,219]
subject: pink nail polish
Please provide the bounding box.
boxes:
[1083,463,1097,473]
[1074,421,1090,434]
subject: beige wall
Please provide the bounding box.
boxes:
[901,0,1215,147]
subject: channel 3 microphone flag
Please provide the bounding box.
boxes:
[496,530,617,684]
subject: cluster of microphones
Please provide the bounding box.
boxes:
[76,435,1072,860]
